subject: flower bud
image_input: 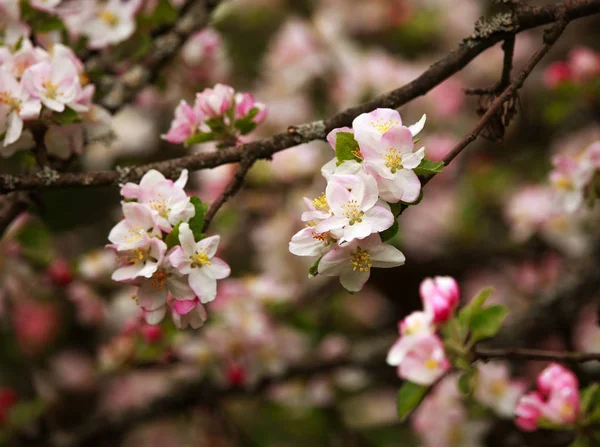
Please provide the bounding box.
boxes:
[419,276,460,324]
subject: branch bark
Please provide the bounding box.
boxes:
[2,0,598,195]
[474,346,600,363]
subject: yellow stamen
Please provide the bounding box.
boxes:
[0,91,21,110]
[489,379,507,397]
[383,147,403,173]
[371,117,399,134]
[100,10,120,27]
[190,250,211,267]
[424,358,439,370]
[312,193,330,213]
[42,81,59,99]
[350,247,372,272]
[554,176,573,190]
[342,199,364,225]
[151,271,168,290]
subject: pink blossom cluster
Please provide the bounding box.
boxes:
[543,46,600,89]
[549,141,600,213]
[386,277,459,385]
[107,169,231,329]
[162,83,267,145]
[0,39,94,152]
[289,108,428,292]
[515,363,581,431]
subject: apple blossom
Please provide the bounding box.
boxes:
[352,108,426,150]
[85,0,141,49]
[22,57,81,113]
[195,83,235,117]
[420,276,460,324]
[317,234,405,292]
[136,264,196,316]
[568,46,600,83]
[543,61,572,88]
[0,70,41,146]
[549,154,593,213]
[475,361,528,418]
[171,297,208,329]
[515,392,545,432]
[315,173,394,244]
[169,223,231,302]
[387,311,435,367]
[107,202,161,251]
[288,225,336,257]
[121,169,195,233]
[233,92,268,124]
[397,333,450,386]
[161,100,205,144]
[110,236,166,282]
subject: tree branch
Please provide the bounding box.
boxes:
[2,0,598,195]
[474,346,600,363]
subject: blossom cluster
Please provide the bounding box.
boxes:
[516,363,581,431]
[289,108,436,292]
[162,83,267,146]
[386,276,458,385]
[543,46,600,89]
[107,169,230,329]
[0,38,100,155]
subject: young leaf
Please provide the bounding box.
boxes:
[388,202,404,218]
[379,220,399,242]
[458,369,477,397]
[165,222,181,250]
[470,305,508,343]
[581,383,600,414]
[397,381,429,421]
[184,132,215,147]
[188,197,208,241]
[413,159,444,176]
[458,287,494,327]
[52,106,81,125]
[335,132,361,164]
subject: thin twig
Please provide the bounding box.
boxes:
[474,347,600,363]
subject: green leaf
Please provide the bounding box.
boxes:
[184,132,215,147]
[380,220,399,242]
[397,381,429,422]
[165,222,181,250]
[388,202,404,218]
[458,287,494,327]
[458,369,477,397]
[442,318,468,346]
[308,256,322,277]
[413,137,421,144]
[52,106,81,125]
[233,116,258,135]
[335,132,361,164]
[581,384,600,414]
[470,305,508,343]
[188,196,208,241]
[568,436,591,447]
[413,159,444,176]
[7,399,45,428]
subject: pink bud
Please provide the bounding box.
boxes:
[227,364,246,387]
[48,258,73,287]
[568,46,600,83]
[0,388,17,425]
[195,83,235,117]
[140,324,162,344]
[420,276,460,324]
[543,61,572,88]
[515,392,544,431]
[537,363,578,397]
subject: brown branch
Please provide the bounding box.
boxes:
[86,0,222,113]
[202,153,256,232]
[474,346,600,363]
[421,17,569,187]
[2,0,599,196]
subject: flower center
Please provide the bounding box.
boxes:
[383,147,402,173]
[125,226,144,245]
[560,403,575,418]
[100,10,120,27]
[424,358,439,370]
[42,80,59,99]
[371,118,399,134]
[190,250,211,267]
[342,199,364,225]
[0,91,21,110]
[350,247,372,272]
[312,193,330,213]
[312,230,333,244]
[151,271,168,290]
[490,379,507,397]
[149,197,169,219]
[554,176,573,190]
[122,248,146,265]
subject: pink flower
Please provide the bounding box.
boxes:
[397,333,450,386]
[549,153,594,213]
[475,361,528,417]
[315,173,394,244]
[162,100,205,144]
[420,276,460,324]
[317,234,405,292]
[85,0,141,49]
[120,169,195,233]
[195,83,235,117]
[107,202,161,251]
[515,392,544,431]
[136,265,196,316]
[0,70,41,146]
[387,311,435,367]
[30,0,62,13]
[168,223,231,302]
[233,92,267,124]
[543,61,572,88]
[515,363,581,431]
[352,108,425,150]
[288,225,336,257]
[22,57,80,112]
[568,46,600,83]
[110,236,166,282]
[170,297,207,329]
